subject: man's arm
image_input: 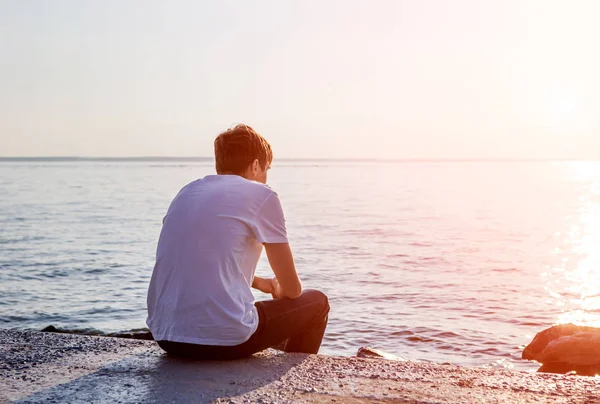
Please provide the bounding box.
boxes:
[264,243,302,299]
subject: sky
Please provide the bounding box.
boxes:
[1,0,599,159]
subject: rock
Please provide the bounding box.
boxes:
[41,325,154,341]
[108,330,154,340]
[356,347,406,361]
[522,324,600,376]
[41,326,62,333]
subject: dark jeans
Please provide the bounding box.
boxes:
[157,289,329,360]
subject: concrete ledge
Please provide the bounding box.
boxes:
[2,329,600,403]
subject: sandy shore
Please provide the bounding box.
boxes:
[2,329,600,403]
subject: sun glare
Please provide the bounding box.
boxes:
[555,163,600,327]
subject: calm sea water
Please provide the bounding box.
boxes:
[2,160,600,371]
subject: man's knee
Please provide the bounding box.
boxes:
[303,289,330,316]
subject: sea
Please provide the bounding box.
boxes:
[2,158,600,372]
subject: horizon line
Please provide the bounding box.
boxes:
[0,156,600,163]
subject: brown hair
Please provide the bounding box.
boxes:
[214,124,273,175]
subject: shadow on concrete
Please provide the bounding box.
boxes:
[140,352,310,402]
[17,351,310,403]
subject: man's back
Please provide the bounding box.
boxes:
[146,174,288,345]
[147,124,328,360]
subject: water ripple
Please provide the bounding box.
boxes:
[2,160,599,372]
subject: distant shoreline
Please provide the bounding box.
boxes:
[1,157,598,163]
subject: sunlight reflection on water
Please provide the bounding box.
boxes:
[554,162,600,327]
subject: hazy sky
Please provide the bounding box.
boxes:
[1,0,599,159]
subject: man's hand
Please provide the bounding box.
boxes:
[252,276,272,294]
[252,276,284,299]
[270,277,283,299]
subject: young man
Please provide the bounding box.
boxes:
[146,124,329,360]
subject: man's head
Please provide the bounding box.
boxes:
[214,124,273,184]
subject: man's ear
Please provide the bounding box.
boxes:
[252,159,260,172]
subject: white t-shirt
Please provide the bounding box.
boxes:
[146,174,288,345]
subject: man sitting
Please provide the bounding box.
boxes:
[146,124,329,360]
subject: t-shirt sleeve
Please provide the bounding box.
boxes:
[252,192,289,244]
